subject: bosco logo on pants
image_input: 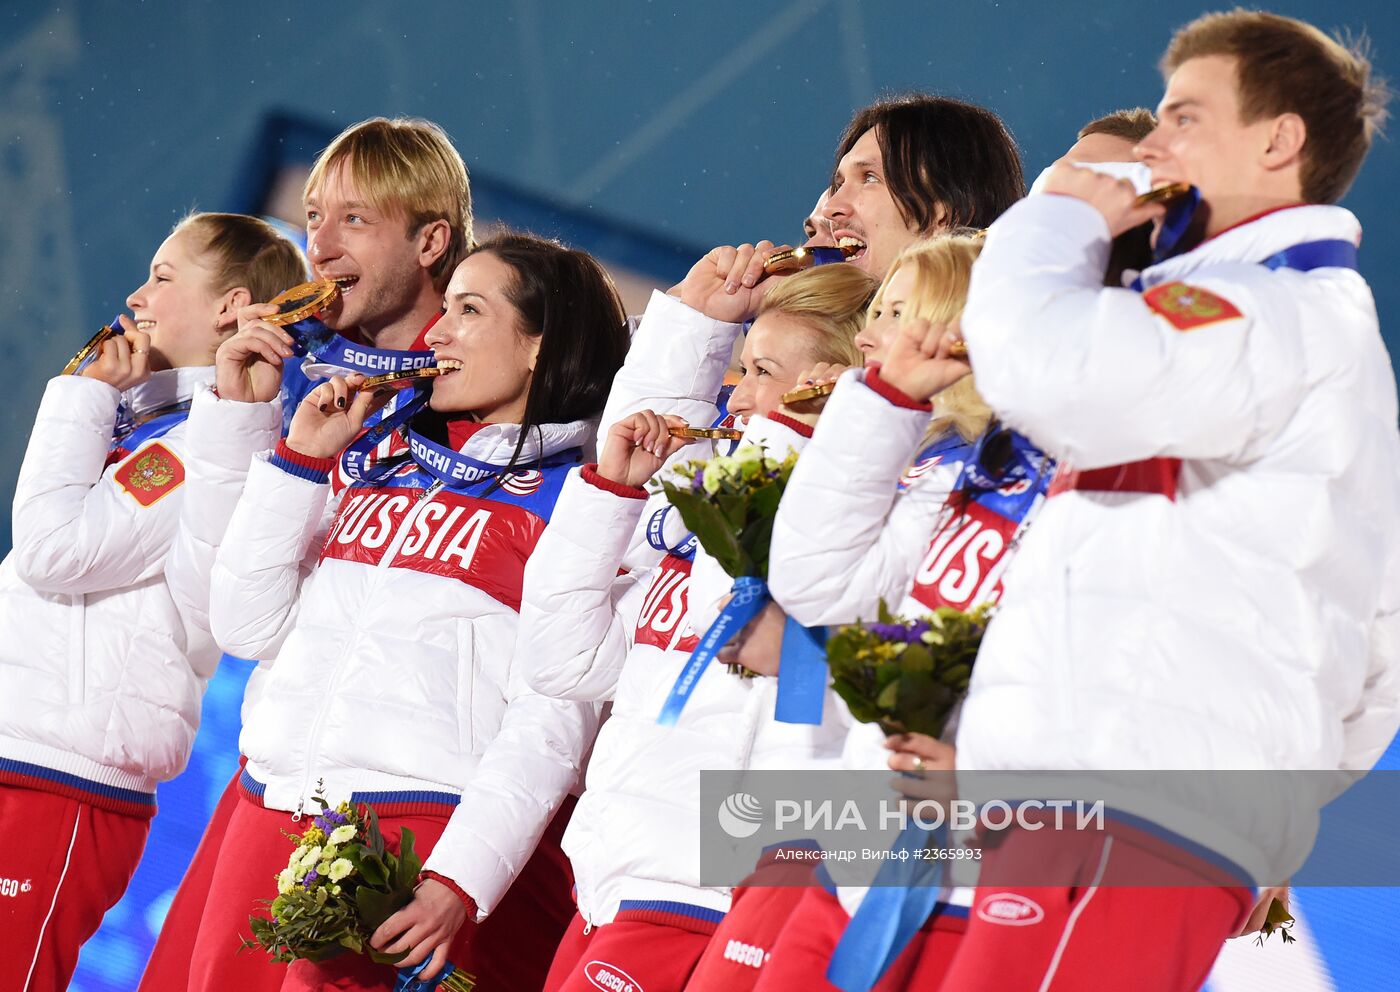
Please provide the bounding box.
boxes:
[585,960,645,992]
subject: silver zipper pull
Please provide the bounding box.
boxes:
[582,915,593,936]
[417,480,446,503]
[291,798,306,823]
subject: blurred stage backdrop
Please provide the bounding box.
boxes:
[2,2,1398,989]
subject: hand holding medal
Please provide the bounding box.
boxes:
[286,373,396,460]
[674,240,787,323]
[215,302,298,403]
[597,410,697,489]
[876,316,973,403]
[1040,159,1174,237]
[78,315,152,391]
[215,279,344,403]
[779,361,854,422]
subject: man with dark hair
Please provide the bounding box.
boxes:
[823,94,1025,278]
[1069,107,1156,162]
[920,10,1400,989]
[565,94,1026,992]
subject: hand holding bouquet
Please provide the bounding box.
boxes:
[244,789,475,990]
[827,602,993,738]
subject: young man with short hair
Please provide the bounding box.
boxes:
[931,11,1399,988]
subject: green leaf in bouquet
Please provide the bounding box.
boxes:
[943,663,973,691]
[662,484,746,576]
[715,491,749,533]
[356,885,412,933]
[301,941,349,963]
[394,827,423,891]
[900,643,934,674]
[338,934,365,954]
[874,660,901,691]
[365,805,387,858]
[749,481,784,519]
[355,851,389,889]
[740,517,775,579]
[876,680,900,711]
[831,670,875,713]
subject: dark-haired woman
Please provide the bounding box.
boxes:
[177,234,630,992]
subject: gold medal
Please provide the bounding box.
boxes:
[62,324,120,375]
[668,425,743,441]
[360,365,451,391]
[264,279,343,327]
[763,242,860,275]
[781,381,836,404]
[1133,182,1191,208]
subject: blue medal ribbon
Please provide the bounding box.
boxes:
[1150,186,1203,265]
[405,427,521,490]
[773,616,827,725]
[956,424,1045,495]
[285,315,436,377]
[338,392,431,484]
[646,505,698,559]
[827,819,949,992]
[657,575,769,726]
[111,402,192,454]
[1135,231,1359,291]
[394,959,463,991]
[306,335,437,375]
[1261,238,1358,272]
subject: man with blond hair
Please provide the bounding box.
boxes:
[137,115,488,992]
[923,10,1398,988]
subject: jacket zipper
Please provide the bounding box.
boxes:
[293,480,447,817]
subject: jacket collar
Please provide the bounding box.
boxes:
[122,366,215,417]
[1137,204,1362,289]
[446,417,596,468]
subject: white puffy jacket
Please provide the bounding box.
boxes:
[520,414,851,927]
[201,398,600,917]
[959,195,1400,880]
[770,369,973,628]
[521,286,854,925]
[768,369,989,916]
[0,368,221,807]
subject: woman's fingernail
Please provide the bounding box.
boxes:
[724,281,737,294]
[337,397,346,409]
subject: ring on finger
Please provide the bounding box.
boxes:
[911,755,926,776]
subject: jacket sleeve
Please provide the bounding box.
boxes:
[962,194,1318,468]
[769,371,958,626]
[517,467,653,701]
[12,375,185,594]
[422,664,602,919]
[688,412,815,631]
[164,386,282,678]
[208,452,340,661]
[1340,499,1400,771]
[600,290,741,436]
